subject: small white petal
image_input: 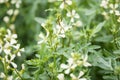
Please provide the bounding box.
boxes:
[83,62,92,67]
[10,54,16,61]
[78,71,84,78]
[57,74,64,80]
[75,14,80,18]
[65,69,70,74]
[67,58,74,65]
[7,9,13,15]
[10,62,17,68]
[67,12,71,17]
[70,73,77,79]
[12,34,17,38]
[66,0,72,5]
[17,52,21,56]
[0,72,6,78]
[60,64,69,69]
[60,3,64,9]
[3,16,9,23]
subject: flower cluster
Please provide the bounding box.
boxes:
[1,0,21,30]
[57,53,91,80]
[100,0,120,22]
[0,29,24,80]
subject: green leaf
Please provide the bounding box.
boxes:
[91,21,105,37]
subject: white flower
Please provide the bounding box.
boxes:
[0,72,5,78]
[82,54,92,67]
[7,76,13,80]
[115,10,120,16]
[4,29,17,45]
[9,24,15,30]
[38,33,47,44]
[14,9,19,15]
[3,43,11,55]
[21,64,25,70]
[70,71,87,80]
[7,9,13,16]
[0,0,8,4]
[60,0,72,9]
[102,11,109,20]
[109,4,119,14]
[55,21,71,38]
[57,73,64,80]
[5,54,17,68]
[60,58,77,74]
[67,10,80,22]
[13,44,24,56]
[117,17,120,22]
[3,16,9,23]
[100,0,109,8]
[73,21,83,27]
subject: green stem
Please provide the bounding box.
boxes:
[14,69,24,80]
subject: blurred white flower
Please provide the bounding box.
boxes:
[67,10,80,22]
[109,4,119,14]
[0,0,8,4]
[0,72,5,78]
[60,0,72,9]
[4,29,17,45]
[61,58,77,74]
[38,33,47,44]
[5,54,17,68]
[70,71,87,80]
[14,9,19,15]
[102,11,109,20]
[73,20,83,27]
[13,44,24,56]
[117,17,120,22]
[3,43,11,55]
[100,0,109,8]
[55,21,71,38]
[57,73,64,80]
[7,76,13,80]
[9,24,15,30]
[7,9,14,16]
[82,54,92,67]
[3,16,9,23]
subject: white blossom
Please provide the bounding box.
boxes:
[61,58,77,74]
[100,0,109,8]
[57,73,64,80]
[38,33,47,44]
[7,9,14,16]
[55,21,71,38]
[13,44,24,56]
[3,16,9,23]
[3,43,11,55]
[4,29,17,45]
[14,9,19,15]
[0,72,5,78]
[70,71,87,80]
[67,10,80,22]
[82,54,92,67]
[73,20,83,27]
[60,0,72,9]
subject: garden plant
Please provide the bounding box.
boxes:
[0,0,120,80]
